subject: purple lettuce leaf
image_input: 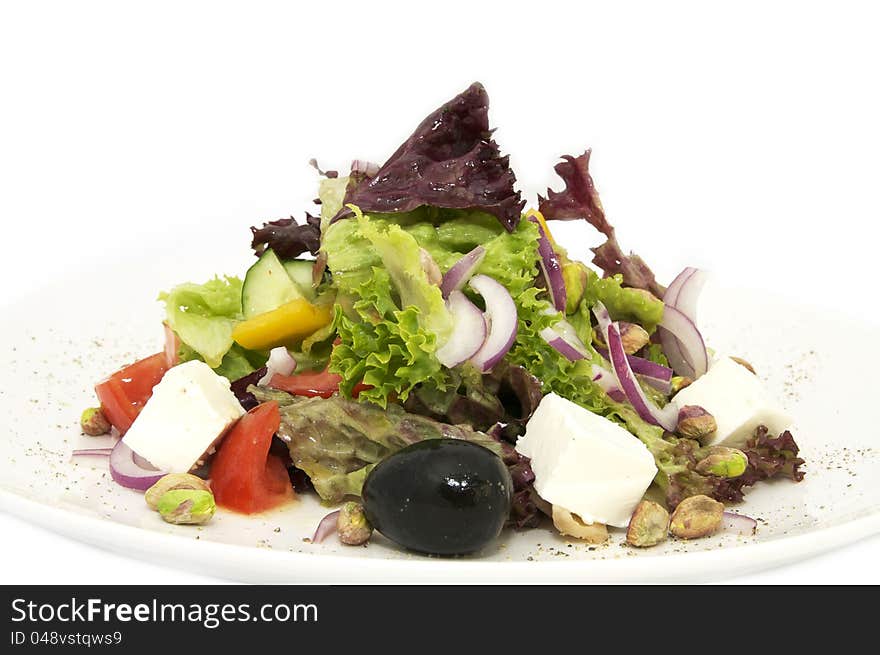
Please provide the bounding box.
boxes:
[734,426,805,485]
[250,213,321,259]
[665,425,805,508]
[337,82,524,231]
[539,150,665,297]
[497,439,542,530]
[230,367,267,411]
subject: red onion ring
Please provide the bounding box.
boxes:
[661,267,709,378]
[659,305,708,378]
[440,246,486,298]
[721,511,758,536]
[539,317,590,361]
[528,216,566,312]
[594,302,678,431]
[71,448,113,458]
[312,509,341,544]
[591,364,626,403]
[663,267,697,307]
[435,291,487,368]
[109,440,168,491]
[468,274,518,373]
[664,267,708,320]
[595,347,672,393]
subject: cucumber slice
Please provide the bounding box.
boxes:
[242,249,305,319]
[283,260,317,301]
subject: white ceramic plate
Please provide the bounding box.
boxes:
[1,225,879,583]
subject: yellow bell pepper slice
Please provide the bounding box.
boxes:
[232,299,333,351]
[524,208,556,246]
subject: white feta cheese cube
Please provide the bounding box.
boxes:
[122,360,245,472]
[673,356,792,448]
[515,393,658,528]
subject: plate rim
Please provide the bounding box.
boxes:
[3,486,878,583]
[2,260,878,582]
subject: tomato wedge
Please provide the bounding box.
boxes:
[210,402,294,514]
[95,352,169,434]
[269,368,370,398]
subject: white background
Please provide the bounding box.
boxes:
[1,1,877,583]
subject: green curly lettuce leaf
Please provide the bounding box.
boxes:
[324,210,456,407]
[283,309,339,373]
[333,291,451,407]
[323,206,624,413]
[506,288,611,414]
[581,267,664,330]
[355,208,452,341]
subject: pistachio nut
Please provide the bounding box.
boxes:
[625,500,670,548]
[669,495,724,539]
[695,446,748,478]
[618,322,651,355]
[730,356,756,375]
[156,489,216,525]
[145,473,211,510]
[80,407,111,436]
[676,405,717,442]
[592,321,650,355]
[336,501,373,546]
[670,376,694,395]
[562,261,589,314]
[551,506,609,544]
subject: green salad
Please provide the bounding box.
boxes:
[79,83,804,556]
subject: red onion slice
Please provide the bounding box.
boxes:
[109,440,168,491]
[312,509,341,544]
[541,330,586,361]
[539,317,589,361]
[661,267,709,378]
[595,347,673,393]
[258,346,297,386]
[594,302,678,431]
[440,246,486,298]
[664,267,696,307]
[468,274,518,373]
[528,216,566,312]
[721,511,758,536]
[435,291,487,368]
[659,305,708,378]
[664,267,708,321]
[71,447,113,458]
[591,364,626,403]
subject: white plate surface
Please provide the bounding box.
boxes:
[1,227,878,583]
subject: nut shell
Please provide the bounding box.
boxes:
[670,495,724,539]
[552,506,609,544]
[156,489,215,525]
[676,405,717,442]
[145,473,211,510]
[626,500,670,548]
[337,501,373,546]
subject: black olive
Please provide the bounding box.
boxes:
[361,439,512,556]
